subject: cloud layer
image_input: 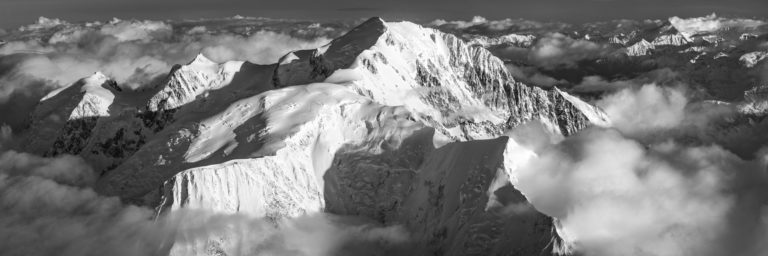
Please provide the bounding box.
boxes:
[529,33,610,68]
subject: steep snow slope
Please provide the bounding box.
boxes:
[154,83,425,218]
[274,18,606,140]
[21,72,118,156]
[147,54,246,112]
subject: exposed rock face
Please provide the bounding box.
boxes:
[19,17,609,255]
[466,34,536,48]
[651,33,690,46]
[625,39,655,56]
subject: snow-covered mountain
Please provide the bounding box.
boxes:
[740,51,768,68]
[18,17,609,255]
[625,39,655,56]
[465,33,536,48]
[21,72,119,156]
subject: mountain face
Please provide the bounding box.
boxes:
[465,34,536,48]
[18,17,608,255]
[21,72,118,156]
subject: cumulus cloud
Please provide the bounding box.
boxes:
[514,128,768,256]
[506,63,567,88]
[19,17,69,32]
[0,150,410,256]
[595,84,735,139]
[597,84,688,134]
[669,13,766,36]
[506,82,768,256]
[529,33,611,68]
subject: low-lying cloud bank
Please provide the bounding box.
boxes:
[669,13,766,36]
[429,16,570,35]
[529,33,611,68]
[517,128,768,256]
[0,150,409,256]
[511,84,768,256]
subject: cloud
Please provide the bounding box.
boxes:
[0,125,11,149]
[99,18,173,42]
[571,68,684,93]
[0,18,334,132]
[513,127,768,256]
[529,33,611,68]
[669,13,766,36]
[19,17,69,32]
[597,84,688,134]
[571,75,636,92]
[595,84,736,139]
[169,211,410,256]
[429,16,570,35]
[0,150,410,256]
[506,63,568,88]
[506,83,768,256]
[0,150,95,186]
[429,16,491,29]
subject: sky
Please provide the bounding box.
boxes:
[1,0,766,28]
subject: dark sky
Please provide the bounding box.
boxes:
[1,0,766,28]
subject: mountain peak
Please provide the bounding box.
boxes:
[188,53,216,66]
[272,16,389,86]
[359,16,387,27]
[328,16,388,50]
[83,71,114,88]
[81,72,117,98]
